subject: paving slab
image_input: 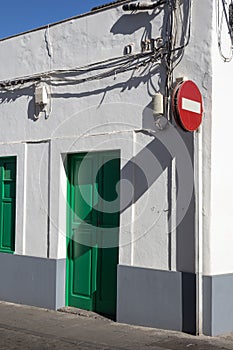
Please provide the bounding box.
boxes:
[0,302,232,349]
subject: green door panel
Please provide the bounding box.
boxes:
[95,247,118,315]
[0,157,16,253]
[2,202,15,249]
[67,154,97,310]
[67,151,120,317]
[97,154,120,227]
[95,154,120,315]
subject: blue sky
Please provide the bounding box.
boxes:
[0,1,108,39]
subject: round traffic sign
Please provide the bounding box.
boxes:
[172,80,203,131]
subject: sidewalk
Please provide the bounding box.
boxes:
[0,302,232,350]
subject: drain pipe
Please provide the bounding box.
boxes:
[122,0,167,11]
[195,127,203,335]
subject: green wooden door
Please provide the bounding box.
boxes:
[0,157,16,253]
[67,151,120,317]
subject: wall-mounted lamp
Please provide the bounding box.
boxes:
[35,84,48,107]
[34,83,50,119]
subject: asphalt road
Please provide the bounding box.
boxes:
[0,302,232,349]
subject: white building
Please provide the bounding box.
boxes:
[0,0,232,336]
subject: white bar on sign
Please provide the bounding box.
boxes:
[182,98,201,114]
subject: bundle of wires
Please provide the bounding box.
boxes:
[0,0,191,93]
[163,0,191,116]
[0,46,166,89]
[216,0,233,62]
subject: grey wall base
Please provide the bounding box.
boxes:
[203,274,233,336]
[117,265,196,334]
[0,253,66,310]
[3,256,232,337]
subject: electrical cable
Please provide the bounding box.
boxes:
[217,0,233,62]
[221,0,233,38]
[0,51,156,89]
[122,0,167,11]
[164,0,174,118]
[48,52,164,86]
[162,0,192,119]
[0,1,191,93]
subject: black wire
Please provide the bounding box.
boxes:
[164,0,174,116]
[222,0,233,41]
[49,53,163,87]
[0,1,191,90]
[122,0,167,11]
[0,51,155,88]
[51,52,152,79]
[217,0,233,62]
[162,0,192,118]
[170,0,191,70]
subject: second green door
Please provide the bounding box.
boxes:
[67,151,120,317]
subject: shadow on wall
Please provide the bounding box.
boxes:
[65,125,196,333]
[0,0,191,112]
[0,2,196,334]
[0,86,32,103]
[0,2,196,277]
[0,5,166,113]
[110,11,162,39]
[0,85,39,122]
[0,62,163,118]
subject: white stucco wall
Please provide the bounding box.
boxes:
[0,1,214,274]
[205,2,233,275]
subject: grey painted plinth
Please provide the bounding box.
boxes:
[203,274,233,336]
[117,265,196,334]
[0,253,66,310]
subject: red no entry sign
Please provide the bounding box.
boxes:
[172,80,203,132]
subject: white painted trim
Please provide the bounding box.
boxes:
[131,131,136,266]
[22,143,28,256]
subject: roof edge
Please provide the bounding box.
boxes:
[91,0,133,11]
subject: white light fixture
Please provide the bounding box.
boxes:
[34,83,51,120]
[153,93,164,116]
[35,84,48,106]
[152,93,168,130]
